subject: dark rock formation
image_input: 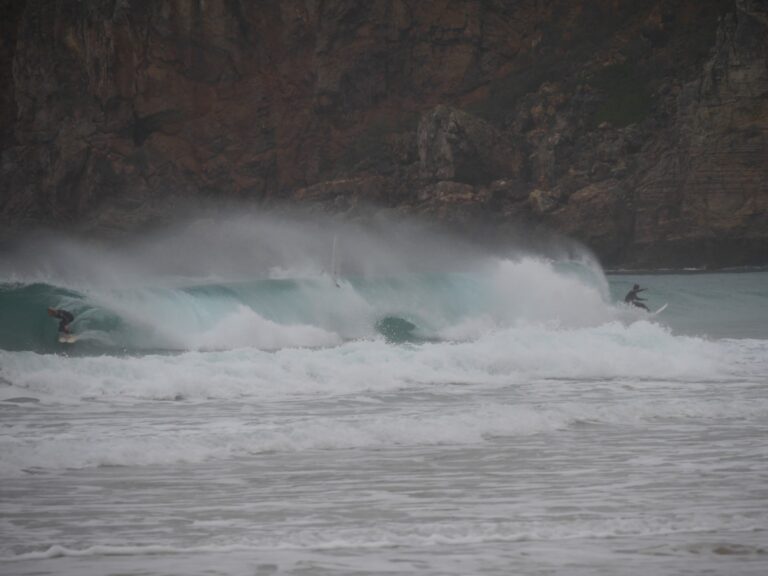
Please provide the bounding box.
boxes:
[1,0,766,267]
[417,105,522,184]
[629,4,768,266]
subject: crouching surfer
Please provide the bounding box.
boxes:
[48,307,74,334]
[624,284,649,311]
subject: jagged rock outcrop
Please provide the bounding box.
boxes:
[629,5,768,266]
[1,0,766,267]
[417,105,522,184]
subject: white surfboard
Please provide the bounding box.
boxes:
[58,333,78,344]
[650,303,668,316]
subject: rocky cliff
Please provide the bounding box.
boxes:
[1,0,766,267]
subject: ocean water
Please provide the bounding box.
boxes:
[1,217,767,575]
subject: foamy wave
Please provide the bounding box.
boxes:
[0,320,733,402]
[6,543,184,561]
[1,315,758,478]
[0,404,561,476]
[484,258,614,328]
[190,305,340,350]
[4,515,759,562]
[2,388,765,477]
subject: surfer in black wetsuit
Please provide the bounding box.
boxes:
[47,307,74,334]
[624,284,649,311]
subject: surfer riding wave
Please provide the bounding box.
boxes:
[48,307,74,334]
[624,284,650,311]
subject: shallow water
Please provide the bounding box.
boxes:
[1,227,767,575]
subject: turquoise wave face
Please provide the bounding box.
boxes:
[0,283,88,353]
[0,214,619,355]
[375,316,420,344]
[2,265,767,355]
[0,258,614,355]
[0,279,423,354]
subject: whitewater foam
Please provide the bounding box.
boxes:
[2,317,760,479]
[0,319,730,402]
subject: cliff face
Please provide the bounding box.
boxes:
[1,0,766,267]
